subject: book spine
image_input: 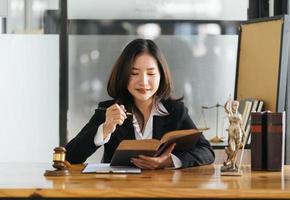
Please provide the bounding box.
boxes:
[250,112,266,170]
[266,112,283,171]
[257,100,264,112]
[245,100,259,145]
[242,101,252,130]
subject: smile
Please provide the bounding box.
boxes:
[136,88,150,94]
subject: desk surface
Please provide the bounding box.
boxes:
[0,163,289,199]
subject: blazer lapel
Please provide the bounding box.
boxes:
[153,115,171,140]
[118,116,136,140]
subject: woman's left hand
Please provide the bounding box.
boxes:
[131,143,176,169]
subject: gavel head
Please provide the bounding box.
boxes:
[52,147,68,170]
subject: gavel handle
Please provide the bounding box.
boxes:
[64,160,71,168]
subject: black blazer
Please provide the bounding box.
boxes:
[65,100,215,168]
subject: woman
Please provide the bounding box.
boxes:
[66,39,215,169]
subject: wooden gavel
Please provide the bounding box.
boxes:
[52,147,70,170]
[44,147,71,176]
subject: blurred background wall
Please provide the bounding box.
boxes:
[0,0,288,163]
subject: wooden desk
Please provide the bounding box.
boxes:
[0,163,289,199]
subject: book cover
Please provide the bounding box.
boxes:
[241,101,249,129]
[250,112,266,170]
[238,99,247,117]
[266,112,283,171]
[238,98,258,131]
[257,100,264,112]
[244,99,259,144]
[110,129,202,166]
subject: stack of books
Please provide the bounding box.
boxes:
[238,99,264,145]
[250,111,285,171]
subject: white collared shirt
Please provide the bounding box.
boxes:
[94,102,182,168]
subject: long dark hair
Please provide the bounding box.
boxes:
[107,39,175,128]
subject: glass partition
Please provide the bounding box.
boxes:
[0,0,60,162]
[0,35,59,162]
[6,0,58,34]
[68,0,248,20]
[68,34,237,142]
[67,0,247,162]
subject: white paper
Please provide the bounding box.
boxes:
[82,163,141,174]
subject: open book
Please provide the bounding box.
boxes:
[110,129,202,166]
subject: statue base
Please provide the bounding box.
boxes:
[44,169,70,176]
[220,164,242,176]
[220,170,243,176]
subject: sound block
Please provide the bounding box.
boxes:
[44,169,70,176]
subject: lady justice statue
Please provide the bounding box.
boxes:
[221,96,246,173]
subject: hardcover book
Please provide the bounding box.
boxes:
[266,112,283,171]
[110,129,202,166]
[250,111,284,171]
[251,112,266,170]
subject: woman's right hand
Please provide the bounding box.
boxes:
[103,104,127,139]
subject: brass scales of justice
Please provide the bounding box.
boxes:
[197,103,225,143]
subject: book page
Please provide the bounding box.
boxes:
[117,139,161,151]
[160,129,201,144]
